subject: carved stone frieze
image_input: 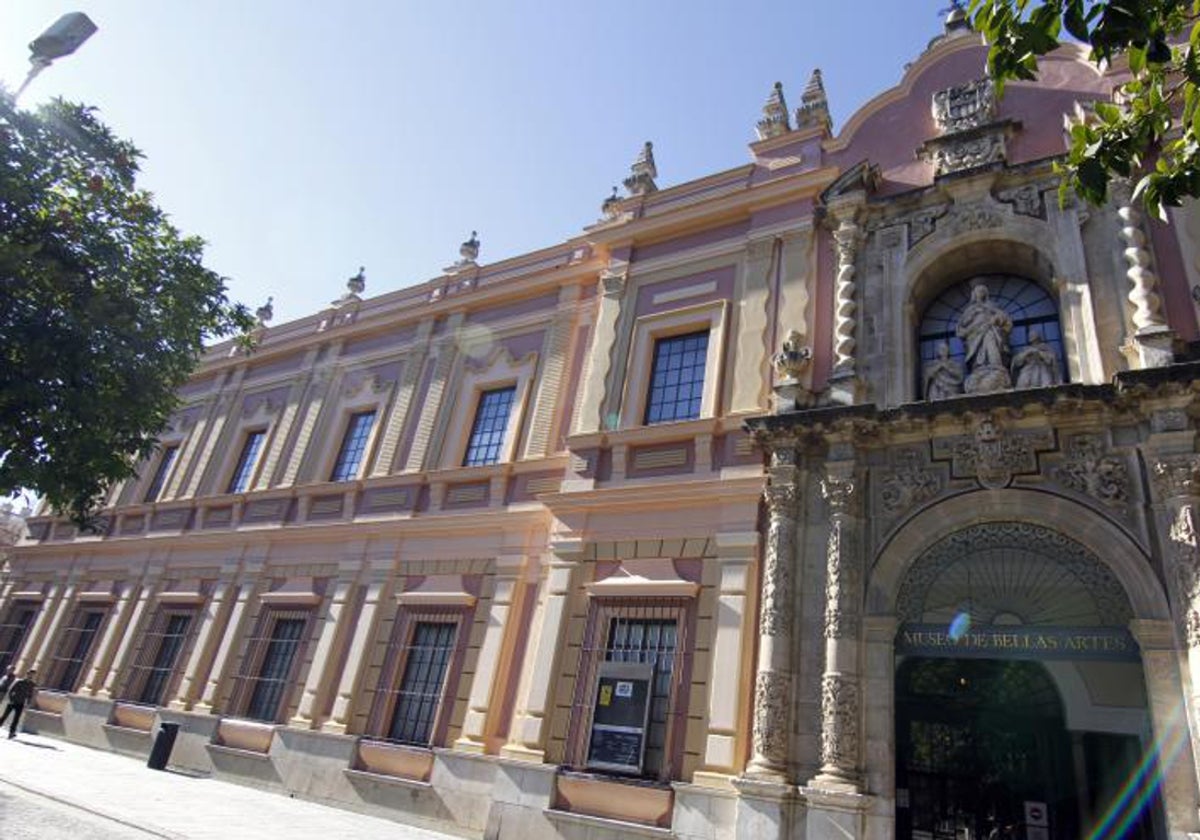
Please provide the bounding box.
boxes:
[1052,434,1129,506]
[996,184,1044,217]
[1152,455,1200,502]
[878,448,942,516]
[751,669,791,771]
[600,268,627,298]
[907,204,949,248]
[932,78,996,134]
[824,519,861,640]
[821,473,859,515]
[819,674,860,775]
[946,202,1004,236]
[1167,504,1200,647]
[932,417,1054,489]
[1150,408,1190,433]
[761,482,799,637]
[927,133,1007,177]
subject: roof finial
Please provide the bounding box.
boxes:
[347,266,365,296]
[255,296,274,325]
[601,186,622,219]
[757,81,792,140]
[795,68,831,131]
[623,141,658,196]
[459,230,480,264]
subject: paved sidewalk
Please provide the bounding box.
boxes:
[0,732,462,839]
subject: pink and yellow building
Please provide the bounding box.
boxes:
[9,15,1200,839]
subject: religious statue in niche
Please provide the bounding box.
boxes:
[923,341,964,401]
[1011,328,1061,389]
[955,284,1013,393]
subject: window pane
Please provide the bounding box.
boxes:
[645,332,708,424]
[0,604,37,673]
[463,387,516,467]
[144,446,179,502]
[227,430,266,493]
[387,622,457,745]
[134,613,193,706]
[330,411,376,481]
[51,610,106,692]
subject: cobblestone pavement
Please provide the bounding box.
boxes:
[0,732,462,840]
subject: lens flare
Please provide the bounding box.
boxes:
[948,611,971,641]
[1084,700,1187,839]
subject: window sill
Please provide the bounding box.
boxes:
[205,742,273,761]
[354,739,434,782]
[543,806,675,838]
[343,767,432,791]
[554,770,675,829]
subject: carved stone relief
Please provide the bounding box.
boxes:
[878,447,942,517]
[1152,455,1200,502]
[996,184,1044,218]
[819,674,860,773]
[1052,434,1129,506]
[761,482,799,637]
[932,78,996,134]
[932,417,1054,489]
[926,134,1007,177]
[752,670,791,767]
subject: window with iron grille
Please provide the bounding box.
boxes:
[122,609,195,706]
[229,610,310,723]
[227,429,266,493]
[566,600,692,780]
[0,603,38,673]
[367,608,466,747]
[462,386,516,467]
[330,411,376,481]
[47,608,108,692]
[644,331,708,424]
[144,446,179,503]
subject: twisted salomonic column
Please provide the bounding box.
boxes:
[1116,184,1166,332]
[745,447,800,781]
[831,218,862,376]
[812,466,863,790]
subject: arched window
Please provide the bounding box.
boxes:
[917,274,1065,398]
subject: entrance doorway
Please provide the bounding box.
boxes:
[895,657,1161,840]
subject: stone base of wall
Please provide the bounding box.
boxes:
[22,697,743,840]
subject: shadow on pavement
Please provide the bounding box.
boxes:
[13,740,61,750]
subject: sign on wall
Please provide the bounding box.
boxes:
[585,661,654,774]
[895,624,1139,663]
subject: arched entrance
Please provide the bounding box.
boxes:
[891,522,1165,840]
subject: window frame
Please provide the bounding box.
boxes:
[366,605,471,749]
[226,428,268,494]
[46,607,110,693]
[565,598,695,782]
[120,607,198,707]
[439,346,537,470]
[0,601,39,674]
[143,445,181,503]
[619,301,726,430]
[329,409,378,482]
[643,330,710,425]
[227,608,313,724]
[462,386,518,467]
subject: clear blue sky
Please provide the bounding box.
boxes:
[3,2,948,325]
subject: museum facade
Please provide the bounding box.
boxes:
[6,14,1200,840]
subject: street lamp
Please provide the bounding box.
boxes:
[14,12,98,102]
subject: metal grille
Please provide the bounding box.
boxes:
[226,430,266,493]
[368,608,464,747]
[144,446,179,502]
[463,387,516,467]
[645,331,708,424]
[918,274,1065,397]
[566,600,692,780]
[0,602,38,672]
[228,610,310,723]
[330,411,376,481]
[47,608,107,692]
[122,609,195,706]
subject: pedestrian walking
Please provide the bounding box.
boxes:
[0,669,37,739]
[0,667,15,703]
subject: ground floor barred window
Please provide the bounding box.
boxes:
[47,608,108,692]
[0,602,38,673]
[367,607,468,748]
[228,610,311,723]
[566,599,693,781]
[121,608,196,706]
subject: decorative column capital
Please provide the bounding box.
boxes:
[599,267,627,298]
[821,472,859,515]
[764,482,800,519]
[1152,455,1200,502]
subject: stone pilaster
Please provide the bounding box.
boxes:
[280,366,335,487]
[371,320,434,476]
[404,313,464,472]
[324,569,390,733]
[744,449,799,781]
[502,539,583,762]
[810,465,863,791]
[169,575,232,710]
[256,348,320,488]
[572,267,626,435]
[523,286,581,458]
[24,579,72,673]
[290,568,358,727]
[93,572,160,698]
[194,577,257,713]
[456,553,524,751]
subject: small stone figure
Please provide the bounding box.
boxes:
[460,231,480,264]
[772,330,811,381]
[601,186,621,219]
[255,296,273,325]
[623,142,658,196]
[1011,327,1060,389]
[923,341,964,400]
[956,283,1013,393]
[347,266,366,296]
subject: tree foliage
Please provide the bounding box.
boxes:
[970,0,1200,216]
[0,94,253,526]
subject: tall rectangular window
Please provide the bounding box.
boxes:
[644,331,708,424]
[238,613,308,723]
[124,610,194,706]
[226,430,266,493]
[0,603,37,673]
[144,446,179,502]
[49,609,107,692]
[462,386,516,467]
[330,411,376,481]
[387,621,457,745]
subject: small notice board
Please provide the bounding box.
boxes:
[585,661,654,774]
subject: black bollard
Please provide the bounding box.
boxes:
[147,721,180,771]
